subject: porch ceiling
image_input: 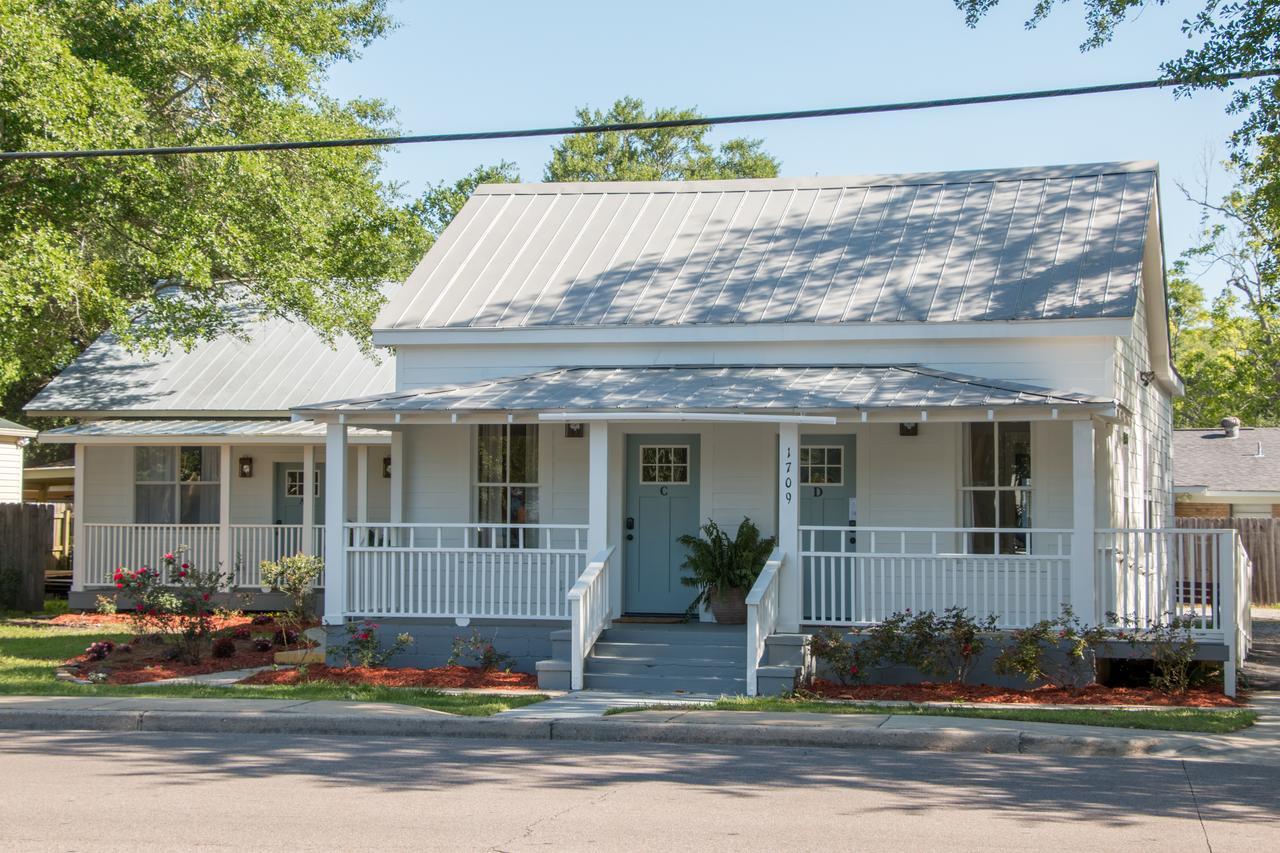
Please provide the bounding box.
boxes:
[292,365,1111,419]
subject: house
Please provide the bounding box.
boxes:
[26,299,397,606]
[0,418,37,503]
[31,162,1254,695]
[1174,420,1280,518]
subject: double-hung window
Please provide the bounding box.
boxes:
[962,422,1031,554]
[476,424,539,546]
[134,447,220,524]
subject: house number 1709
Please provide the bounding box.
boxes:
[783,446,793,504]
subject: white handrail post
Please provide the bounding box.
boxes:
[1070,419,1097,623]
[71,444,86,593]
[389,432,404,525]
[777,423,800,632]
[301,444,316,555]
[1219,530,1238,697]
[323,422,348,626]
[218,445,232,590]
[746,548,783,696]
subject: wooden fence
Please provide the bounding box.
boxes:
[1176,516,1280,605]
[0,502,53,611]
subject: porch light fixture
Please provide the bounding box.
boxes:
[564,423,585,439]
[238,456,253,478]
[1138,369,1156,387]
[899,422,919,437]
[382,456,392,478]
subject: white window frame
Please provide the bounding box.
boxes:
[474,424,541,538]
[284,468,321,499]
[960,422,1033,555]
[639,444,691,485]
[133,446,220,524]
[799,445,844,487]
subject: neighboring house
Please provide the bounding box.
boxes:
[27,300,397,603]
[1174,421,1280,518]
[22,462,74,503]
[30,162,1254,694]
[0,418,37,503]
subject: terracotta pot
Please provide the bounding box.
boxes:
[709,586,748,624]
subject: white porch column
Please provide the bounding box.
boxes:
[1071,418,1097,623]
[777,423,801,632]
[300,444,316,554]
[356,445,369,523]
[71,443,85,592]
[587,422,610,557]
[323,423,348,625]
[389,431,404,524]
[218,445,232,587]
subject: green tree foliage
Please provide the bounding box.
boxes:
[413,162,521,238]
[0,0,429,418]
[545,97,780,182]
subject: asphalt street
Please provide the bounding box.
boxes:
[1,729,1277,851]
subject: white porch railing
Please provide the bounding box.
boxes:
[343,523,589,619]
[80,523,220,586]
[569,546,617,690]
[800,526,1072,628]
[746,548,784,696]
[230,524,303,588]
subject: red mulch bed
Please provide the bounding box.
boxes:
[806,679,1243,707]
[61,613,319,685]
[47,612,266,631]
[240,663,539,690]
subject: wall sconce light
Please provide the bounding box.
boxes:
[899,422,919,437]
[1138,370,1156,387]
[238,456,254,478]
[382,457,392,478]
[564,423,585,439]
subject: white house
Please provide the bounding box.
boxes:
[0,418,37,503]
[31,162,1253,694]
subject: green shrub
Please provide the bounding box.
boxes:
[994,606,1108,690]
[678,517,776,615]
[94,594,117,616]
[331,620,413,668]
[448,628,514,671]
[1115,613,1206,694]
[807,627,862,684]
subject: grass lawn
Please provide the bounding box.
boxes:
[605,695,1258,734]
[0,621,547,717]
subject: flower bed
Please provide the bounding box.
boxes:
[61,613,317,685]
[805,679,1243,708]
[239,663,539,690]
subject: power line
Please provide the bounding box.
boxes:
[3,69,1278,162]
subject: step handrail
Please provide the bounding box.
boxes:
[746,548,785,696]
[568,546,616,691]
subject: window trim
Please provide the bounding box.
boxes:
[133,446,221,524]
[961,422,1033,554]
[799,445,844,487]
[283,468,322,499]
[474,424,541,527]
[639,444,691,485]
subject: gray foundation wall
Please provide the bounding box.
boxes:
[324,619,562,673]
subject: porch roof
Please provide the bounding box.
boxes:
[292,365,1110,419]
[39,418,391,444]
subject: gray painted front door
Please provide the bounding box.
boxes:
[624,434,701,615]
[272,462,325,525]
[799,435,856,621]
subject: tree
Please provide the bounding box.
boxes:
[413,162,521,238]
[954,2,1280,163]
[545,97,780,182]
[0,0,428,425]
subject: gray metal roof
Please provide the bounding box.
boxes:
[40,419,389,441]
[377,162,1157,331]
[295,365,1107,415]
[1174,428,1280,493]
[27,311,395,416]
[0,417,36,437]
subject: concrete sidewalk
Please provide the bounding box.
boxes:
[0,692,1273,760]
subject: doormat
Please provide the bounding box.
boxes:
[613,615,686,624]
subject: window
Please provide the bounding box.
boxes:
[134,447,220,524]
[800,446,843,486]
[640,445,689,484]
[284,469,321,498]
[476,425,539,544]
[962,422,1031,554]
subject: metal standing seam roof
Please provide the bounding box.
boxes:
[0,417,36,437]
[39,419,390,440]
[26,305,396,416]
[377,162,1158,332]
[293,366,1109,416]
[1173,428,1280,493]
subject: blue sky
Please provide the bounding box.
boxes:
[325,0,1243,293]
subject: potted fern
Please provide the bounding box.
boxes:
[678,517,776,624]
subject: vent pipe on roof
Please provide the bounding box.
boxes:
[1221,416,1241,438]
[1256,441,1265,458]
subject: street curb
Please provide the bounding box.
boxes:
[0,708,1173,756]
